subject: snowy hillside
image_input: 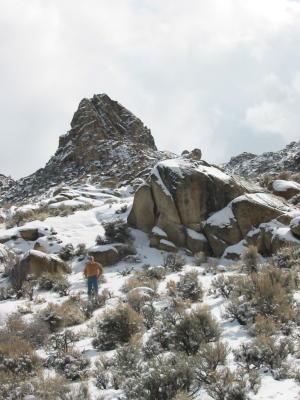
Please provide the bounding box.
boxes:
[0,182,300,400]
[223,141,300,179]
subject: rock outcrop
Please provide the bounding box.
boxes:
[223,141,300,179]
[1,94,174,204]
[12,250,70,287]
[128,158,300,258]
[269,180,300,200]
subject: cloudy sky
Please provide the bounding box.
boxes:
[1,0,300,179]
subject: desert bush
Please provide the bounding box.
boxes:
[0,335,40,378]
[116,204,128,214]
[44,349,90,380]
[224,265,298,327]
[234,336,294,373]
[122,275,158,293]
[248,315,278,337]
[48,330,76,352]
[127,288,155,313]
[32,377,91,400]
[4,313,50,348]
[211,274,237,298]
[145,305,220,356]
[141,264,166,280]
[163,254,186,272]
[92,303,143,350]
[272,245,300,269]
[39,298,86,331]
[38,273,70,296]
[94,341,142,390]
[193,251,207,266]
[75,242,87,257]
[241,245,260,273]
[173,306,221,355]
[205,367,260,400]
[175,270,203,302]
[76,290,109,319]
[123,352,194,400]
[103,219,133,243]
[58,243,75,261]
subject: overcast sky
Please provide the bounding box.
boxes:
[1,0,300,179]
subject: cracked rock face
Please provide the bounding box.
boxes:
[1,94,172,204]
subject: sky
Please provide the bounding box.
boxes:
[1,0,300,179]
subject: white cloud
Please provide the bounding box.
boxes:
[245,72,300,140]
[1,0,300,177]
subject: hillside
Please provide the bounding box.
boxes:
[223,141,300,179]
[0,95,300,400]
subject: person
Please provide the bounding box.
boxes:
[84,255,103,298]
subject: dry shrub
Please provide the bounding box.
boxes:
[224,265,299,328]
[127,288,155,313]
[205,367,260,400]
[122,275,158,293]
[39,298,86,331]
[103,219,133,244]
[174,306,221,355]
[38,272,70,296]
[93,303,143,350]
[141,264,166,280]
[0,334,40,378]
[163,254,186,272]
[4,313,50,348]
[248,315,278,337]
[241,245,260,272]
[234,335,294,375]
[44,350,90,380]
[123,352,194,400]
[176,270,203,302]
[272,245,300,269]
[193,251,207,266]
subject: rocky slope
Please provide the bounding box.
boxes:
[223,140,300,179]
[0,94,174,204]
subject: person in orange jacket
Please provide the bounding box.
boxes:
[84,255,103,298]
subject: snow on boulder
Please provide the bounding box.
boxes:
[290,216,300,237]
[88,244,121,266]
[11,250,70,287]
[186,228,210,254]
[204,203,242,257]
[231,193,290,236]
[269,179,300,200]
[128,158,246,251]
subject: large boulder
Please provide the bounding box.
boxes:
[19,228,42,241]
[12,250,70,287]
[88,245,121,266]
[127,184,155,233]
[204,204,242,257]
[269,180,300,200]
[128,158,246,251]
[231,193,290,236]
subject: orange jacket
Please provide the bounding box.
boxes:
[84,261,103,278]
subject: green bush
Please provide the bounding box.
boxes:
[92,303,143,350]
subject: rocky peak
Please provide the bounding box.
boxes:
[58,93,156,155]
[0,94,172,204]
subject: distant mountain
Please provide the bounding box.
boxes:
[222,141,300,179]
[0,94,174,203]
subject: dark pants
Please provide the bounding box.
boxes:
[87,276,99,297]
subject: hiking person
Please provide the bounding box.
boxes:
[84,255,103,298]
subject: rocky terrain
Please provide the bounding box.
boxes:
[0,94,175,204]
[0,94,300,400]
[223,140,300,179]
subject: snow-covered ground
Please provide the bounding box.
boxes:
[0,183,300,400]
